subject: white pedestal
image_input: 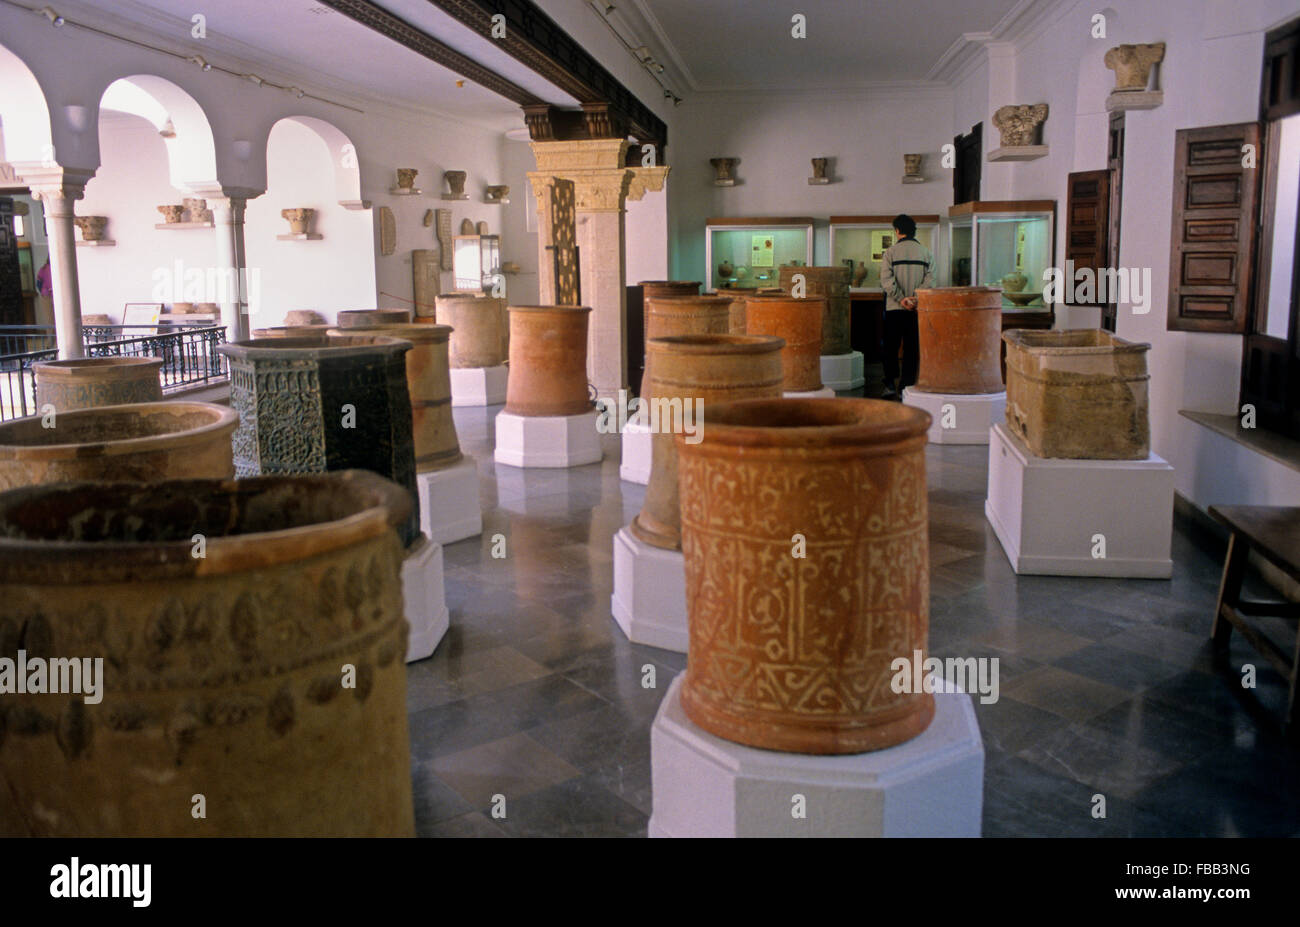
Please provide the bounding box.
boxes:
[494,409,602,468]
[415,456,482,545]
[610,526,688,652]
[450,364,508,407]
[649,675,984,838]
[902,387,1006,445]
[619,415,653,485]
[402,534,450,663]
[820,352,865,391]
[784,386,836,399]
[985,422,1174,578]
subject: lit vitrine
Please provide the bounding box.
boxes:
[705,217,814,291]
[829,215,942,293]
[453,234,501,292]
[947,201,1056,308]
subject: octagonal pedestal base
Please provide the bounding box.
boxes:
[820,351,865,391]
[403,533,449,663]
[450,364,508,407]
[494,410,602,469]
[416,456,483,545]
[619,414,652,484]
[611,526,687,652]
[903,387,1006,445]
[650,674,984,837]
[783,386,836,399]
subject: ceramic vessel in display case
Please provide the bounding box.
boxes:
[829,215,942,294]
[705,217,813,293]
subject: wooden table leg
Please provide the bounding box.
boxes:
[1212,531,1248,652]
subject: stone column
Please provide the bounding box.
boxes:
[18,166,95,359]
[525,173,561,307]
[193,186,260,343]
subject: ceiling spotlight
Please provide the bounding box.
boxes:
[241,73,264,86]
[188,54,211,71]
[39,6,65,26]
[288,86,306,98]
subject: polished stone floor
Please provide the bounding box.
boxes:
[408,397,1300,838]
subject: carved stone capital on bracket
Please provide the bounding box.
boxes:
[572,170,633,212]
[12,164,96,217]
[626,165,670,202]
[185,184,264,223]
[530,138,630,173]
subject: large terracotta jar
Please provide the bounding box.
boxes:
[504,306,592,417]
[630,334,784,550]
[1003,328,1151,459]
[0,470,416,836]
[642,293,732,393]
[726,295,747,334]
[337,308,412,328]
[328,322,461,472]
[639,280,701,301]
[435,294,509,368]
[252,324,332,339]
[0,401,236,490]
[778,265,852,355]
[913,286,1005,394]
[676,397,934,754]
[743,292,825,392]
[32,357,164,412]
[218,335,419,544]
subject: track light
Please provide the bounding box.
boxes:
[188,54,211,71]
[288,86,305,98]
[39,6,65,26]
[241,73,264,87]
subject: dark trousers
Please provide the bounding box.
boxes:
[883,309,919,389]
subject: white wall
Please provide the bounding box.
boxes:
[668,87,956,284]
[949,0,1300,509]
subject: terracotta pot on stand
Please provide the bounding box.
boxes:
[0,401,236,490]
[0,470,416,836]
[336,309,411,328]
[630,334,785,550]
[327,322,462,472]
[504,306,592,416]
[778,265,852,355]
[435,294,508,368]
[913,286,1005,394]
[676,397,934,754]
[726,296,747,334]
[743,292,825,392]
[32,357,164,411]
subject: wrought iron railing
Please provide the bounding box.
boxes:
[0,324,228,421]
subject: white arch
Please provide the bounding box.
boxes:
[0,41,54,165]
[99,75,218,188]
[272,115,362,205]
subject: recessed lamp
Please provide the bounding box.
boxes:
[188,54,212,71]
[39,6,65,26]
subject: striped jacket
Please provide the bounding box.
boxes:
[880,236,935,311]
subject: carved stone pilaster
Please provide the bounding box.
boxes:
[627,166,671,203]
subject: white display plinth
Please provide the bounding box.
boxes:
[610,526,688,652]
[821,352,866,391]
[449,364,508,407]
[985,422,1174,578]
[619,414,653,484]
[402,533,449,663]
[415,456,482,545]
[494,409,602,468]
[902,387,1006,445]
[784,386,836,399]
[649,675,984,838]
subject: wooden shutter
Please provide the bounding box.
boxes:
[1167,122,1262,333]
[1063,170,1109,311]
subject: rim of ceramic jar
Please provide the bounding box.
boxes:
[506,305,592,314]
[684,397,930,448]
[1003,328,1150,354]
[643,294,733,305]
[647,333,786,356]
[32,356,164,375]
[779,264,850,275]
[218,334,413,358]
[638,280,700,288]
[327,323,451,342]
[0,401,238,460]
[337,308,411,317]
[437,293,497,301]
[252,324,333,335]
[916,285,1003,298]
[0,470,411,583]
[743,292,827,302]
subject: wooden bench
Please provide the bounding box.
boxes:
[1209,505,1300,733]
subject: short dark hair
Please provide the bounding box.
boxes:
[893,214,916,238]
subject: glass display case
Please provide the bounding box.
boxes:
[829,215,942,293]
[705,217,814,292]
[453,234,502,292]
[947,201,1056,309]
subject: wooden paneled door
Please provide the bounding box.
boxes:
[953,123,982,205]
[1063,169,1110,324]
[1105,112,1126,331]
[1166,122,1262,334]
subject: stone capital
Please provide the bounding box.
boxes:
[12,164,96,215]
[185,183,263,213]
[530,138,630,173]
[572,171,632,212]
[626,165,670,202]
